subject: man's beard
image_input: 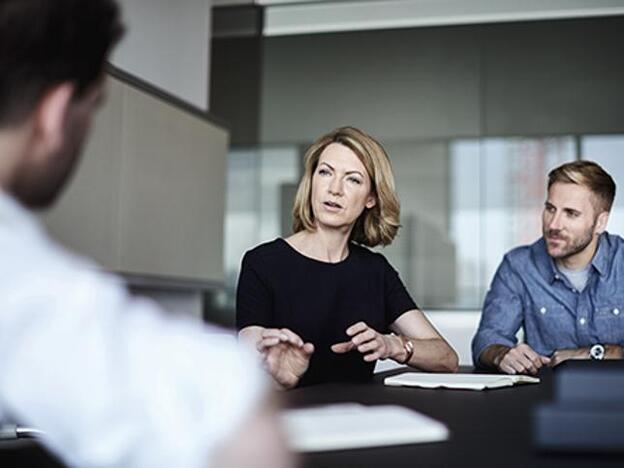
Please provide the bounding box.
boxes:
[544,221,596,260]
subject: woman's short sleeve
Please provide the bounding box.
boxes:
[235,251,273,330]
[383,256,418,324]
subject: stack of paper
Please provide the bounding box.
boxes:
[384,372,540,390]
[281,403,448,452]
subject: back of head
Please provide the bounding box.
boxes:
[0,0,124,128]
[548,160,616,213]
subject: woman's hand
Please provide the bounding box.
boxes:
[331,321,402,362]
[257,328,315,389]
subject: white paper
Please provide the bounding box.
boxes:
[281,403,449,452]
[384,372,540,390]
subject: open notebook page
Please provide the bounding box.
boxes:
[384,372,540,390]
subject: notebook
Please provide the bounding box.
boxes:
[384,372,540,391]
[280,403,448,452]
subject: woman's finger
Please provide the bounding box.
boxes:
[357,339,379,354]
[261,328,288,340]
[257,337,282,352]
[346,322,368,337]
[363,351,381,362]
[351,328,376,345]
[331,341,355,354]
[279,328,304,347]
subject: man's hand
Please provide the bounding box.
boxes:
[331,321,400,362]
[257,328,314,389]
[494,343,551,375]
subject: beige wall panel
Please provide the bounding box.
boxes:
[41,78,124,268]
[118,85,228,281]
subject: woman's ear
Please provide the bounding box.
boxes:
[33,82,75,155]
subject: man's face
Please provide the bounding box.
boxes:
[15,81,106,209]
[542,182,602,260]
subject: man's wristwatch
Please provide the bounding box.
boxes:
[589,343,605,360]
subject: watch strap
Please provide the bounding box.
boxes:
[397,335,415,364]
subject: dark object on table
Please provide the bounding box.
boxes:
[533,360,624,452]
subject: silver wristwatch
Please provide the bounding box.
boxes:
[589,343,605,360]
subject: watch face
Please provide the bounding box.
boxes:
[590,344,605,360]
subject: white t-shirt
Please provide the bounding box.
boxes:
[556,262,591,292]
[0,191,265,467]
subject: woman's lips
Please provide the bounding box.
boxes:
[323,201,343,211]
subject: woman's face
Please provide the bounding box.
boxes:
[310,143,376,232]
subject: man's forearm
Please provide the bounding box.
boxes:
[605,344,623,359]
[550,344,623,366]
[477,344,511,370]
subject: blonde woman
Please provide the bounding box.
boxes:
[237,127,458,388]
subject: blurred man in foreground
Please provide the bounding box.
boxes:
[0,1,290,466]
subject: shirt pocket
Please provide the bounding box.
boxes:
[594,300,624,344]
[532,303,576,350]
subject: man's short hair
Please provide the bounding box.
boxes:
[0,0,124,127]
[548,160,616,212]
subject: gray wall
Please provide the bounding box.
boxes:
[259,26,481,143]
[482,19,624,136]
[112,0,212,110]
[212,16,624,145]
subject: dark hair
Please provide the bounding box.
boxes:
[0,0,124,127]
[548,160,616,212]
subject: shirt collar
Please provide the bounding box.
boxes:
[531,238,559,284]
[591,233,609,276]
[0,189,38,233]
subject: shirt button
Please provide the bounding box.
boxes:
[540,307,547,314]
[579,318,587,325]
[614,308,620,316]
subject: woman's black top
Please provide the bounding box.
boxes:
[236,239,418,386]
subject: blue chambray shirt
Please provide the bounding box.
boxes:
[472,232,624,365]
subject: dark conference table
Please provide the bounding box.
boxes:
[1,367,622,467]
[286,367,624,468]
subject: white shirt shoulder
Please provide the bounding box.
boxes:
[0,192,265,468]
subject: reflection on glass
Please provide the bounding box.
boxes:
[478,137,575,306]
[582,135,624,235]
[224,146,300,307]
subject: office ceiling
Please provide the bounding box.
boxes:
[214,0,624,36]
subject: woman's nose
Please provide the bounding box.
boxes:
[328,177,343,195]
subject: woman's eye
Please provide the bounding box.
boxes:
[318,168,330,176]
[348,177,362,185]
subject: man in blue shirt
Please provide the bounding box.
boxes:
[472,161,624,375]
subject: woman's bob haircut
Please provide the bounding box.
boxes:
[292,126,401,247]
